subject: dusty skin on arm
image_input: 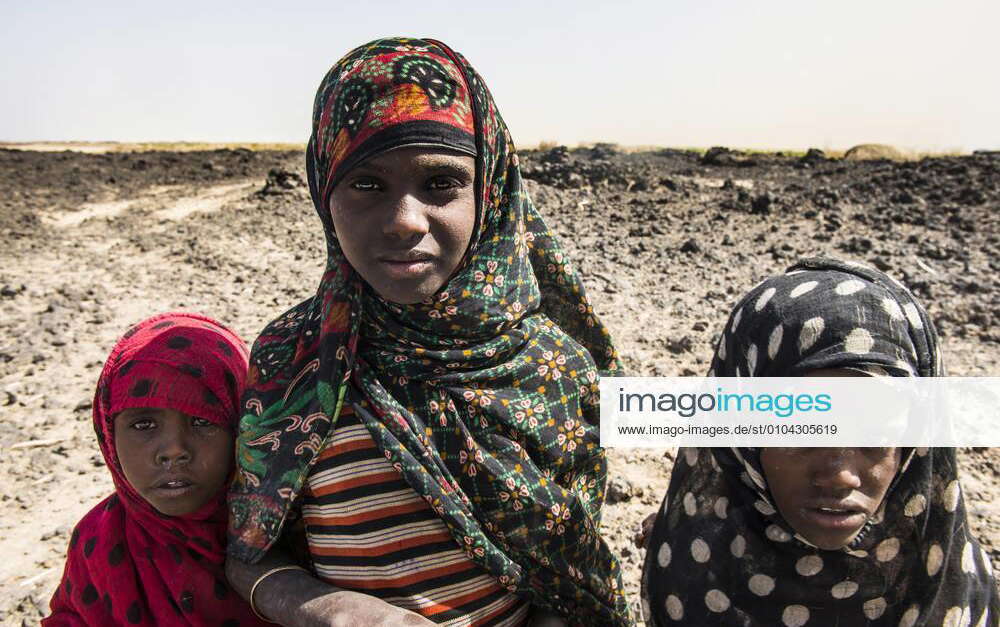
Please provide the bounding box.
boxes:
[225,547,434,627]
[225,547,567,626]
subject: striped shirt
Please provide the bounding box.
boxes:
[301,404,530,626]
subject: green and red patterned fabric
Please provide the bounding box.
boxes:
[227,37,631,624]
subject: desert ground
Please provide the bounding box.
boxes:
[1,143,997,624]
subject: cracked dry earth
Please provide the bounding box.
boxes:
[1,145,997,624]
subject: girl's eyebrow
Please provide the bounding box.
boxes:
[123,407,155,415]
[354,158,473,178]
[407,156,475,177]
[352,162,389,174]
[419,162,473,177]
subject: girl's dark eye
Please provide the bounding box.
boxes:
[192,417,217,429]
[131,419,156,431]
[428,177,460,191]
[349,177,380,191]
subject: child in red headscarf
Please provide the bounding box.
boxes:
[43,313,270,626]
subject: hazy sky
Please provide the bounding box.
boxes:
[3,0,997,151]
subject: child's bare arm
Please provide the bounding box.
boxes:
[224,548,434,626]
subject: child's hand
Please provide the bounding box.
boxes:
[634,511,658,549]
[294,590,435,626]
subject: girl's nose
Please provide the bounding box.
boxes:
[155,427,192,468]
[383,194,429,241]
[811,449,862,491]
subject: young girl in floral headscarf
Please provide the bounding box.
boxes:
[43,313,268,626]
[642,258,998,626]
[224,37,631,626]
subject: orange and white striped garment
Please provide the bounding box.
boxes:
[300,404,530,626]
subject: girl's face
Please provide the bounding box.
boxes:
[114,407,234,516]
[329,147,477,305]
[761,368,903,549]
[761,447,902,550]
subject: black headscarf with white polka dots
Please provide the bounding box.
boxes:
[642,258,998,626]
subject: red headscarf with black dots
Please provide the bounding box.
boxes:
[43,313,268,626]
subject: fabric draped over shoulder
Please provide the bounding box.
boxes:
[642,258,998,626]
[227,37,630,624]
[43,313,265,627]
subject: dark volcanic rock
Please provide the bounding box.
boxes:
[607,477,635,503]
[680,238,702,254]
[258,168,306,196]
[588,143,620,160]
[701,146,757,167]
[750,193,773,215]
[539,145,570,164]
[798,148,827,168]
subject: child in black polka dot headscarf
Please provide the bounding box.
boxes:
[642,258,998,626]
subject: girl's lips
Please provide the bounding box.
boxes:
[800,506,868,530]
[153,478,197,497]
[378,259,433,278]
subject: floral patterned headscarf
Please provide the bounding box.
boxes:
[228,37,630,624]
